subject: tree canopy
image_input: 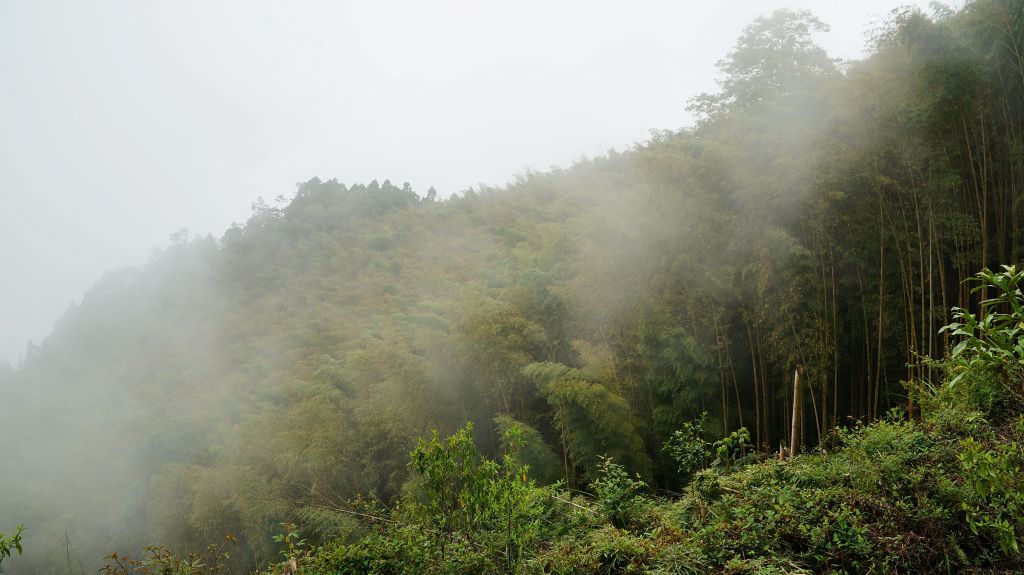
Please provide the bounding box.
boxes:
[3,3,1024,572]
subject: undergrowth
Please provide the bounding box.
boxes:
[95,267,1024,574]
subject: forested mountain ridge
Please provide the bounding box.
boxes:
[3,2,1024,573]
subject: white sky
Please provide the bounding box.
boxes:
[0,0,934,364]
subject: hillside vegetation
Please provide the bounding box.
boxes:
[249,268,1024,574]
[3,2,1024,573]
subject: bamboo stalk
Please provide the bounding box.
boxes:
[789,365,803,460]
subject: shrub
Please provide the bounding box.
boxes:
[99,535,236,575]
[591,457,648,529]
[0,526,24,574]
[959,423,1024,556]
[663,412,711,485]
[712,427,751,470]
[940,265,1024,414]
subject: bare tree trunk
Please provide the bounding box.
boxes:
[856,265,871,419]
[726,340,744,430]
[712,305,729,434]
[831,252,839,430]
[747,324,762,450]
[876,199,886,421]
[790,365,803,460]
[757,326,770,447]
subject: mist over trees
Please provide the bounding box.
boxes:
[3,2,1024,573]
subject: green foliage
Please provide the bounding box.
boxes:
[402,422,546,573]
[959,426,1024,555]
[664,417,750,489]
[921,266,1024,426]
[942,266,1024,394]
[525,362,650,481]
[0,526,23,574]
[712,427,751,470]
[928,267,1024,556]
[456,303,545,414]
[591,457,648,529]
[7,2,1024,572]
[408,423,489,539]
[637,327,718,445]
[297,373,1024,573]
[269,523,313,574]
[689,9,836,118]
[494,414,561,484]
[663,411,711,484]
[918,355,1004,429]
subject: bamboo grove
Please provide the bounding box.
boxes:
[1,2,1023,572]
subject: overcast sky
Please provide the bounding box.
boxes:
[0,0,936,364]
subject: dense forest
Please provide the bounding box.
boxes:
[3,2,1024,573]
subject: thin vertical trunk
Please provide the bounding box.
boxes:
[562,437,570,488]
[757,327,770,447]
[830,251,839,430]
[818,243,829,437]
[876,198,886,422]
[727,342,744,430]
[928,189,934,382]
[856,265,871,420]
[789,366,802,459]
[980,107,990,311]
[1005,95,1020,264]
[915,181,926,420]
[996,7,1023,265]
[809,374,822,447]
[747,323,762,449]
[963,115,988,314]
[711,305,729,434]
[935,210,948,353]
[890,182,917,389]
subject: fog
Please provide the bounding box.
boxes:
[0,2,960,574]
[0,0,931,365]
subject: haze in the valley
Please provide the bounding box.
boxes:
[0,0,928,363]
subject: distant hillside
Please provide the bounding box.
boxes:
[3,3,1024,573]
